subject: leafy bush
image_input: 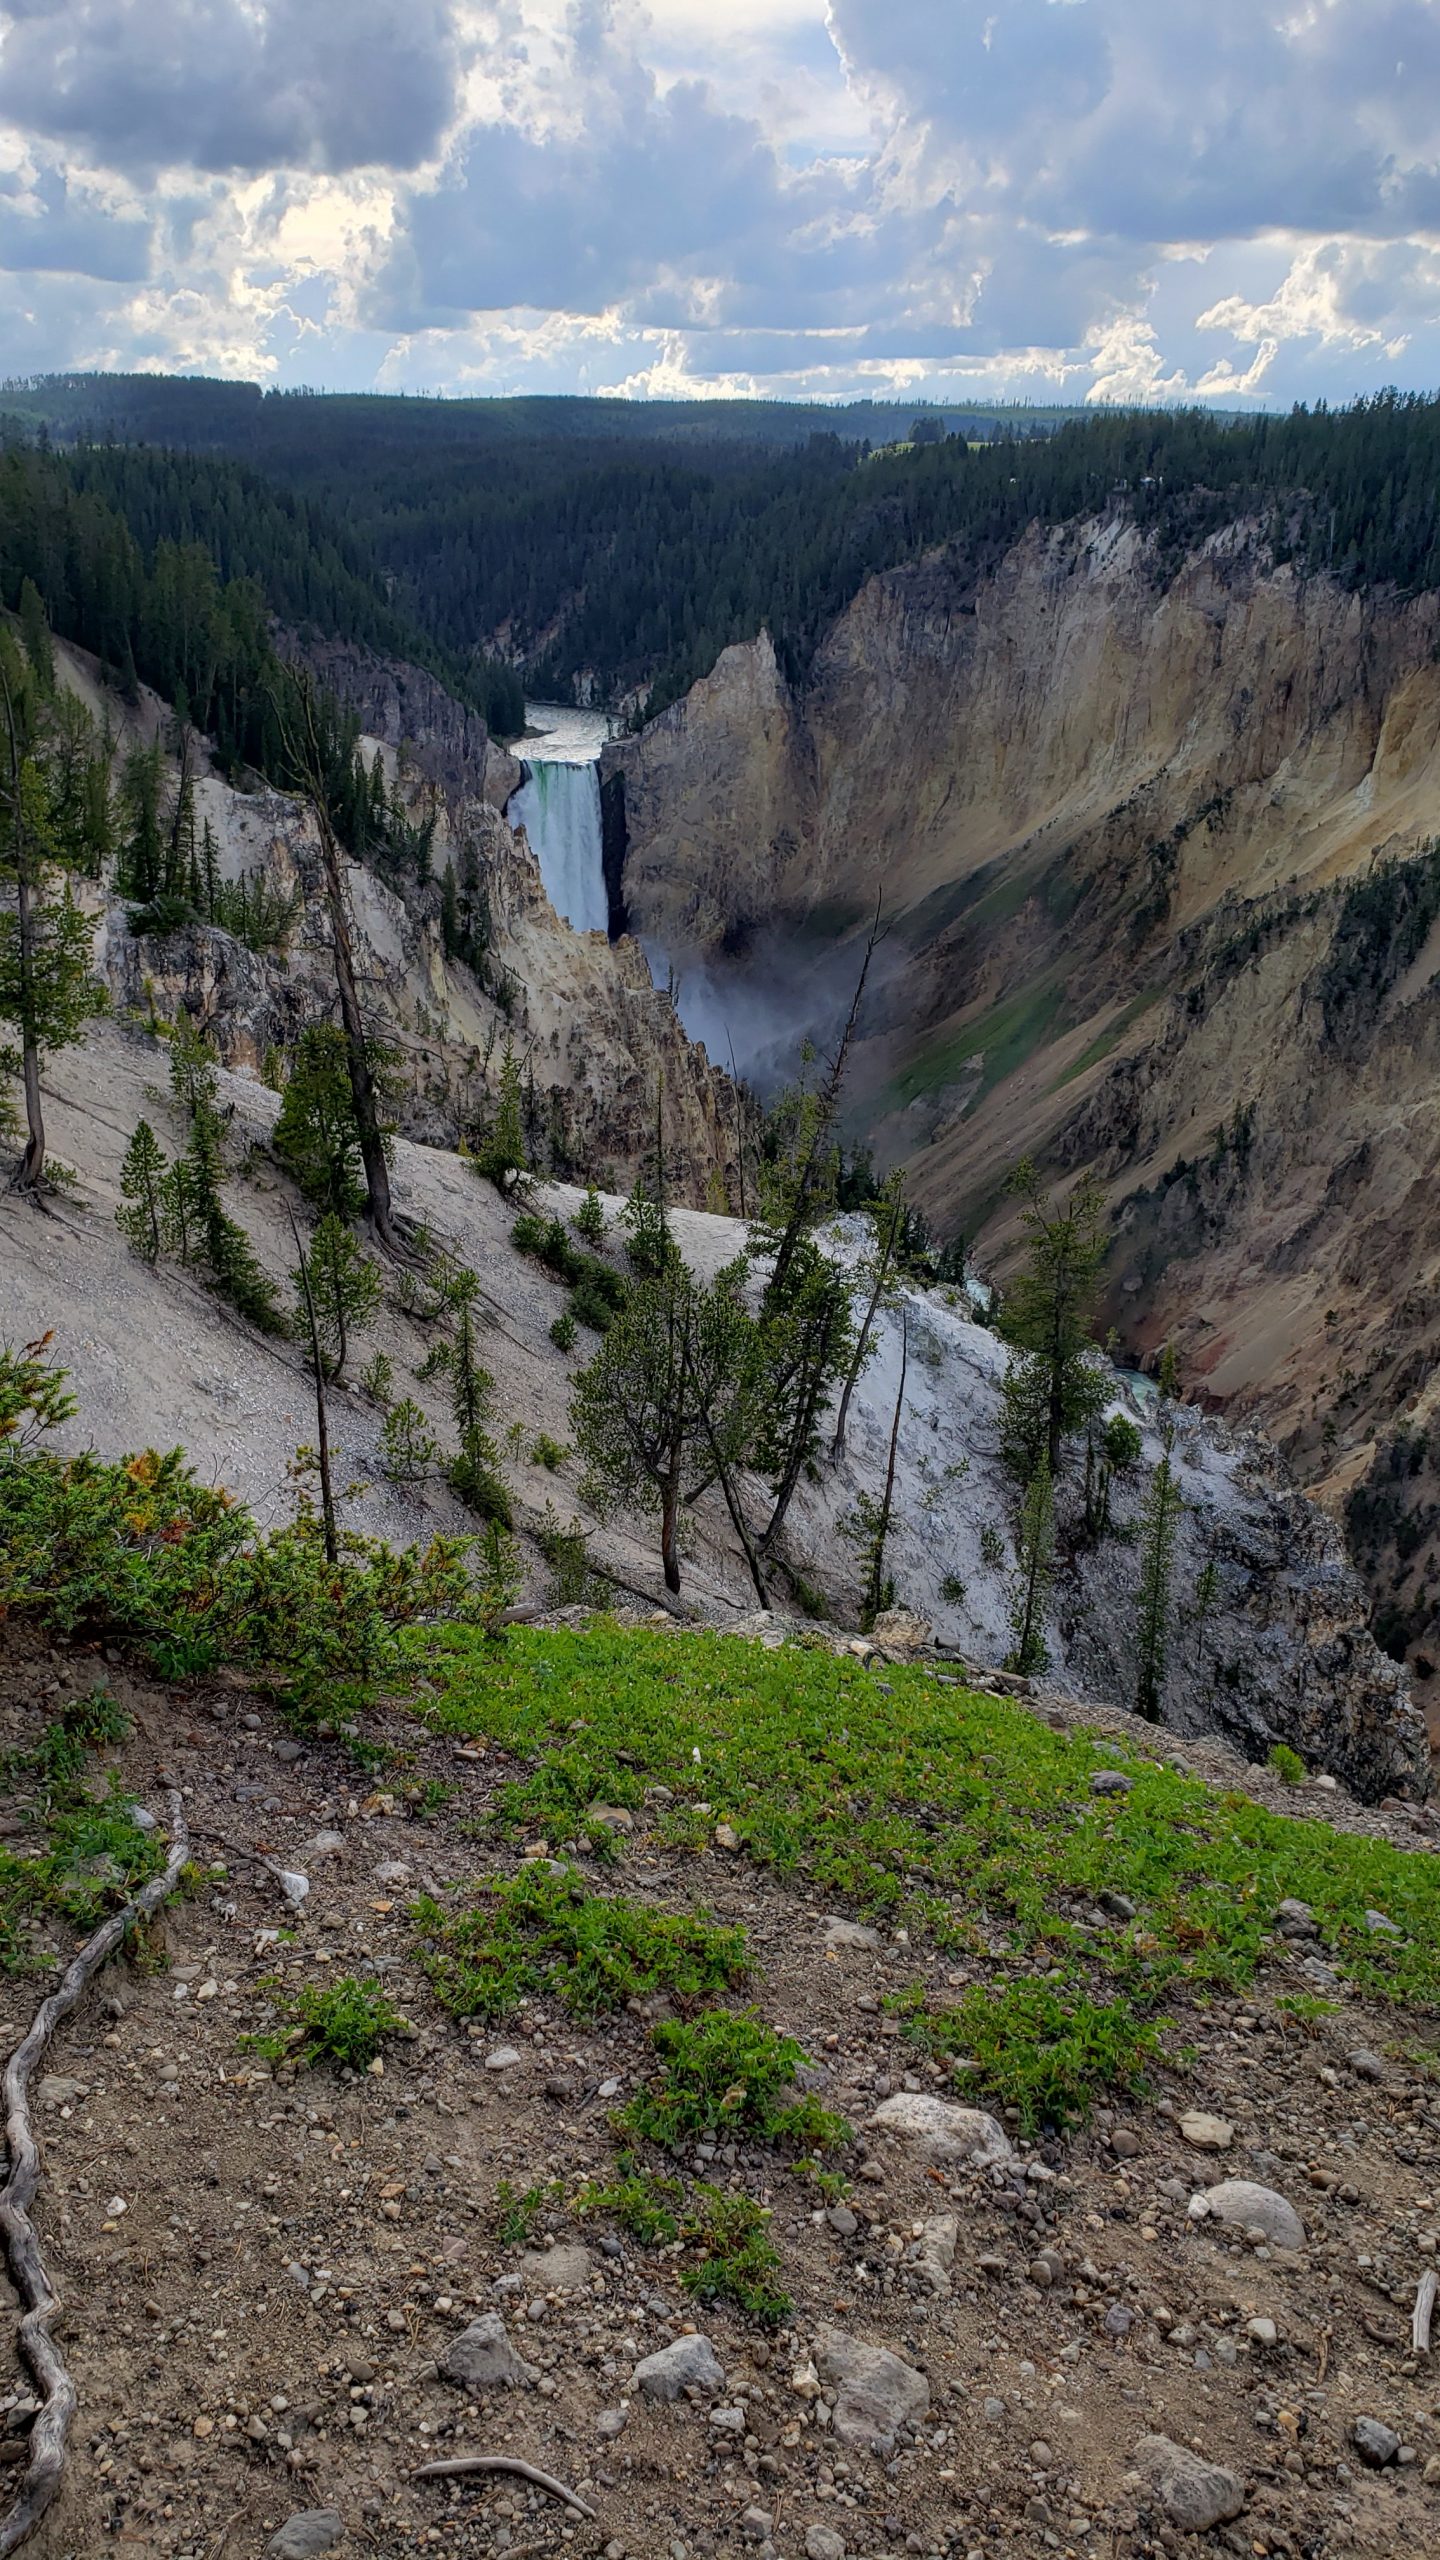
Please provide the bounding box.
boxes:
[0,1413,476,1714]
[530,1433,568,1471]
[550,1311,579,1353]
[1268,1743,1306,1785]
[617,2007,847,2153]
[412,1865,749,2022]
[578,2158,684,2246]
[244,1974,409,2072]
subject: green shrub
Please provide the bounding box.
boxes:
[617,2008,848,2153]
[244,1974,408,2072]
[530,1433,568,1472]
[412,1865,749,2023]
[578,2157,684,2246]
[1268,1743,1306,1785]
[550,1311,579,1353]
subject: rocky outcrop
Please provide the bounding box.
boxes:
[276,629,520,809]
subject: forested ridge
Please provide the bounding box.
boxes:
[5,374,1440,721]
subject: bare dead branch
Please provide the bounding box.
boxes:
[0,1790,190,2557]
[1413,2269,1437,2355]
[411,2455,598,2517]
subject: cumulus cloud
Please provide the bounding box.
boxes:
[0,0,462,177]
[2,0,1440,399]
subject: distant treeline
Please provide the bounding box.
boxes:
[5,375,1440,721]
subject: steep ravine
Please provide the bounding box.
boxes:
[605,518,1440,1722]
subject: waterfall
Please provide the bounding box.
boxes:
[512,754,610,936]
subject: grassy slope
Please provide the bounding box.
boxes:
[408,1622,1440,2128]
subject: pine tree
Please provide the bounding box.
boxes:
[844,1315,908,1627]
[117,740,167,906]
[1005,1455,1054,1676]
[1135,1430,1184,1721]
[0,630,106,1195]
[475,1036,528,1191]
[291,1212,380,1379]
[832,1167,908,1460]
[444,1269,510,1521]
[274,1021,366,1215]
[575,1183,606,1245]
[18,578,54,692]
[380,1396,440,1484]
[571,1254,758,1594]
[999,1161,1108,1483]
[116,1120,170,1263]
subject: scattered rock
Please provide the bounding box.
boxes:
[1353,2417,1401,2468]
[275,1869,309,1907]
[1364,1910,1402,1938]
[867,2092,1012,2167]
[815,2327,930,2452]
[1246,2318,1278,2348]
[1178,2110,1234,2152]
[484,2046,522,2071]
[1089,1771,1133,1797]
[805,2529,846,2560]
[36,2076,88,2108]
[303,1831,345,1861]
[1133,2435,1245,2532]
[633,2334,725,2401]
[588,1802,634,1833]
[595,2408,627,2439]
[714,1823,741,1853]
[373,1860,411,1888]
[1274,1899,1317,1936]
[441,2315,539,2391]
[910,2213,957,2295]
[518,2244,593,2291]
[1194,2180,1306,2252]
[1346,2048,1386,2082]
[267,2516,345,2560]
[822,1916,881,1952]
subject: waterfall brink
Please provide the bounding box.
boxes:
[512,757,610,936]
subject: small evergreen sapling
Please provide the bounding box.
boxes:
[291,1213,380,1380]
[575,1183,606,1245]
[380,1397,440,1484]
[115,1120,170,1264]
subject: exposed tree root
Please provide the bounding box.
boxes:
[0,1790,189,2558]
[411,2454,599,2517]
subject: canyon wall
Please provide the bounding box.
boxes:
[608,522,1440,1720]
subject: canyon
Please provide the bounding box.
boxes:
[604,517,1440,1724]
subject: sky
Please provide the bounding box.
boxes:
[2,0,1440,406]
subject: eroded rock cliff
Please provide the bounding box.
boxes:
[608,520,1440,1722]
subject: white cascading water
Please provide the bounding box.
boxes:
[511,702,611,936]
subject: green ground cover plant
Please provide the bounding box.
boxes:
[242,1974,409,2072]
[411,1863,750,2023]
[410,1618,1440,2124]
[616,2007,848,2153]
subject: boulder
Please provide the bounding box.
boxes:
[633,2333,725,2400]
[869,1609,932,1655]
[441,2315,538,2391]
[1353,2417,1401,2468]
[815,2327,929,2452]
[823,1916,882,1952]
[1134,2435,1244,2532]
[867,2092,1012,2167]
[1195,2180,1305,2252]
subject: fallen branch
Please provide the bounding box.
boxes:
[1414,2269,1438,2355]
[0,1790,189,2558]
[411,2455,598,2518]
